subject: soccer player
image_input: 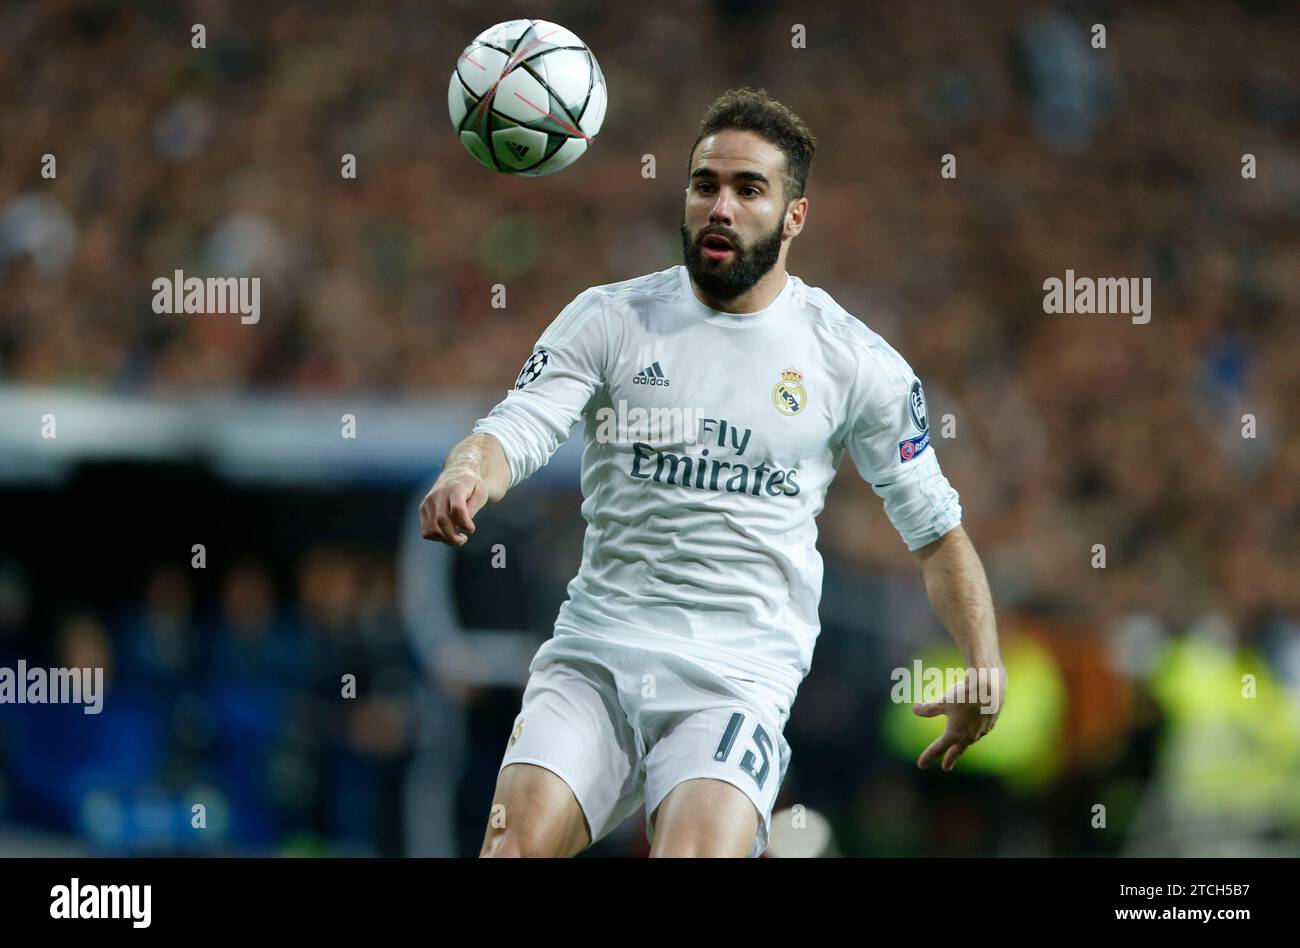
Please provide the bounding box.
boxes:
[421,88,1005,858]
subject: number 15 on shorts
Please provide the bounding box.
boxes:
[713,711,772,791]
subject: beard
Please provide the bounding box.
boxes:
[680,212,785,303]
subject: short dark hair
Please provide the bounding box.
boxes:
[687,87,817,206]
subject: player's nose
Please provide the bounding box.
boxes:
[708,190,734,223]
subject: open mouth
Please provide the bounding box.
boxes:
[701,234,735,261]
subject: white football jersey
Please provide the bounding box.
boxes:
[472,264,962,712]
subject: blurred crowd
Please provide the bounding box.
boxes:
[2,0,1297,631]
[0,553,419,855]
[2,506,1295,857]
[1,0,1298,855]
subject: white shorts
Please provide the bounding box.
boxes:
[499,631,792,858]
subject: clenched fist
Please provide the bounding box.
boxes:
[420,469,489,547]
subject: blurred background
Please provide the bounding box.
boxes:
[1,0,1298,857]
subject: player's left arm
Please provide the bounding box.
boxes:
[839,347,1005,771]
[910,524,1005,772]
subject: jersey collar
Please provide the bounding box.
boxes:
[678,265,793,329]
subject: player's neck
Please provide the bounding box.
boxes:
[690,266,789,315]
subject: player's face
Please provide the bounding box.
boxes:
[681,130,791,301]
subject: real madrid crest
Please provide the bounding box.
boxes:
[773,368,807,416]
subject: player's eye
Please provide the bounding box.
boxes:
[694,182,759,196]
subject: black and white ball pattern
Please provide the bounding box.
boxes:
[449,19,607,176]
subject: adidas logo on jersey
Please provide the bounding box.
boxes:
[634,362,670,386]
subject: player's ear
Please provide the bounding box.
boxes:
[786,196,808,236]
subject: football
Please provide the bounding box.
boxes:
[448,18,607,176]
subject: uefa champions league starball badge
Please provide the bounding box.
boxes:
[515,349,549,390]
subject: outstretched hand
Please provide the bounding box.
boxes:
[912,666,1006,771]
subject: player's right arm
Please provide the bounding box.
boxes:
[419,432,511,546]
[420,286,609,547]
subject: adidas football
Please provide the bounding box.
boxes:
[448,18,607,176]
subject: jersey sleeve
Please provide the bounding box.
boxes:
[841,346,963,551]
[471,287,609,489]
